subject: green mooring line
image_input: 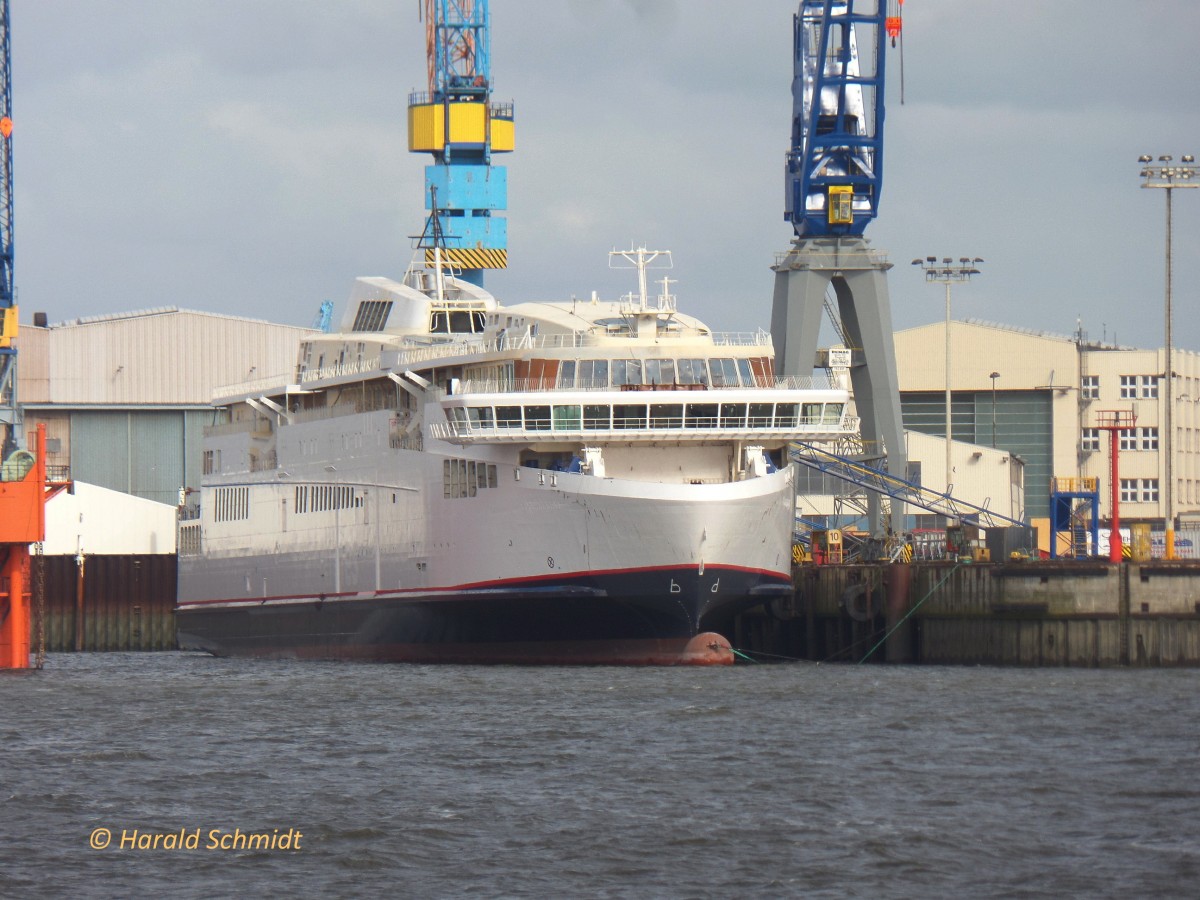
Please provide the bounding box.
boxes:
[857,562,966,665]
[731,647,758,663]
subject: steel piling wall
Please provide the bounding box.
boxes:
[733,561,1200,666]
[36,554,177,652]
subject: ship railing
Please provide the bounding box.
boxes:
[428,418,860,443]
[388,329,774,367]
[299,356,383,384]
[213,371,296,400]
[449,375,829,396]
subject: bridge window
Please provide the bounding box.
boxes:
[614,404,647,429]
[578,360,609,389]
[524,405,551,431]
[583,405,611,430]
[710,359,739,387]
[649,404,684,429]
[822,403,844,425]
[685,403,718,428]
[645,359,675,386]
[748,403,774,428]
[676,359,709,386]
[467,407,494,428]
[612,359,643,387]
[737,359,755,387]
[495,406,522,429]
[552,405,582,430]
[720,403,747,428]
[775,403,799,428]
[557,360,576,388]
[430,310,486,334]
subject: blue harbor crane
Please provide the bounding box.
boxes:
[770,0,909,541]
[0,0,16,457]
[407,0,513,286]
[785,0,899,237]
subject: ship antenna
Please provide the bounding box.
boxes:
[413,184,451,303]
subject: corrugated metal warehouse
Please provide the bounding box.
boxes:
[17,308,311,508]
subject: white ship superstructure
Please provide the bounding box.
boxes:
[176,249,857,664]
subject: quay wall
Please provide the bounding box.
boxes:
[731,561,1200,667]
[32,554,177,653]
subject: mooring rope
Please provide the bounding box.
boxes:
[857,561,967,664]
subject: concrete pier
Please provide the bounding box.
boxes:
[732,561,1200,666]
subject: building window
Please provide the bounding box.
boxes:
[1140,375,1159,399]
[1081,375,1099,400]
[1140,427,1159,451]
[1120,478,1159,503]
[1119,429,1137,452]
[1081,428,1100,453]
[1120,375,1138,399]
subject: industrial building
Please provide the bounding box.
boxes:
[16,308,312,512]
[894,318,1200,530]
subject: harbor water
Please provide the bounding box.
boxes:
[2,653,1198,897]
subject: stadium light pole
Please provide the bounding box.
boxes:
[913,257,984,494]
[1139,153,1197,559]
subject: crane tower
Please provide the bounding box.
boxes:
[407,0,512,285]
[770,0,907,538]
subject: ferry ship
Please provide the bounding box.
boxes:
[176,247,857,664]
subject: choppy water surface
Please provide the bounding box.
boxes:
[2,653,1198,898]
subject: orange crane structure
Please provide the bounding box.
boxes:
[0,425,60,669]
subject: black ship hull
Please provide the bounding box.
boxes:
[176,565,791,665]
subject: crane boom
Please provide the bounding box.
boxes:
[785,0,896,238]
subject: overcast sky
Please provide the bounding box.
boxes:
[13,1,1200,354]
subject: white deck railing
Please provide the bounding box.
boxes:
[428,416,860,444]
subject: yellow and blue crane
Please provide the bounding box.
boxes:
[407,0,513,285]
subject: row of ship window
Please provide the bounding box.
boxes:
[553,358,760,388]
[215,485,367,521]
[446,401,844,431]
[444,458,500,499]
[294,484,364,514]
